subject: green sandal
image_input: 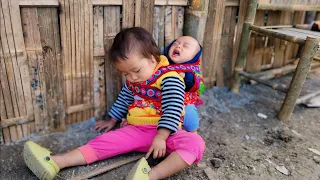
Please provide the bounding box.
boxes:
[126,157,151,180]
[23,141,60,180]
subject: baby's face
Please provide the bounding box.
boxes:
[115,52,157,83]
[168,36,200,64]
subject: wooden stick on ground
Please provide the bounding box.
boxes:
[70,155,144,180]
[296,90,320,105]
[239,71,288,93]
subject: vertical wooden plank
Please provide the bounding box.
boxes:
[122,0,134,28]
[165,6,174,46]
[21,8,45,132]
[175,6,184,39]
[69,0,77,123]
[1,0,19,141]
[153,6,165,51]
[292,11,305,59]
[220,6,237,86]
[0,85,6,144]
[158,6,165,52]
[1,0,20,118]
[153,6,160,46]
[135,0,154,33]
[53,2,66,130]
[83,0,90,120]
[93,6,104,120]
[282,11,294,65]
[267,10,283,68]
[0,4,15,120]
[246,10,265,73]
[231,0,248,85]
[171,6,177,39]
[203,0,225,87]
[9,0,34,137]
[59,0,70,125]
[3,0,27,118]
[104,6,121,112]
[0,36,12,143]
[80,0,89,121]
[89,0,94,117]
[38,8,66,131]
[74,0,83,122]
[32,7,48,131]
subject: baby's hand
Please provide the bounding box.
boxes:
[120,118,128,128]
[93,118,117,133]
[179,72,185,78]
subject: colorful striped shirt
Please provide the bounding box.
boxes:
[109,76,185,133]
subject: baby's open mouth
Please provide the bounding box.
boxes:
[172,49,180,57]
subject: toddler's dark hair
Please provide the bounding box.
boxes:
[109,27,161,63]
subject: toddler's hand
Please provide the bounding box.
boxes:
[178,72,185,78]
[120,118,128,128]
[146,135,166,159]
[93,118,117,133]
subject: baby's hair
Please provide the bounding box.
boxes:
[109,27,161,63]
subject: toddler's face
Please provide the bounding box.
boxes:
[115,52,157,83]
[168,36,200,64]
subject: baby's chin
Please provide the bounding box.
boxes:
[169,55,185,64]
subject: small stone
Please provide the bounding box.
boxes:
[211,158,223,168]
[197,162,207,169]
[257,113,267,119]
[247,165,256,171]
[313,156,320,164]
[204,167,216,180]
[245,135,250,140]
[275,165,290,176]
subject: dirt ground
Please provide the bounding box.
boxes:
[1,69,320,180]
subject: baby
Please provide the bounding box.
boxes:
[164,36,204,132]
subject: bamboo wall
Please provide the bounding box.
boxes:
[0,0,319,143]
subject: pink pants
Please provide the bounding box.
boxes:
[78,125,205,165]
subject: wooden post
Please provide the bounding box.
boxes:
[231,0,257,93]
[122,0,134,28]
[37,8,66,131]
[202,0,225,87]
[135,0,154,33]
[93,6,105,120]
[278,37,320,121]
[104,6,122,112]
[183,0,209,46]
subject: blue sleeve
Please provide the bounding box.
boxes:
[184,72,195,92]
[108,84,134,121]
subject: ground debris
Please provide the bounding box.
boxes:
[210,158,223,168]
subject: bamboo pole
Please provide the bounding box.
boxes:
[70,155,144,180]
[257,4,320,11]
[239,71,288,93]
[66,104,94,114]
[231,0,257,93]
[278,37,320,121]
[230,0,248,87]
[296,90,320,105]
[249,25,306,44]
